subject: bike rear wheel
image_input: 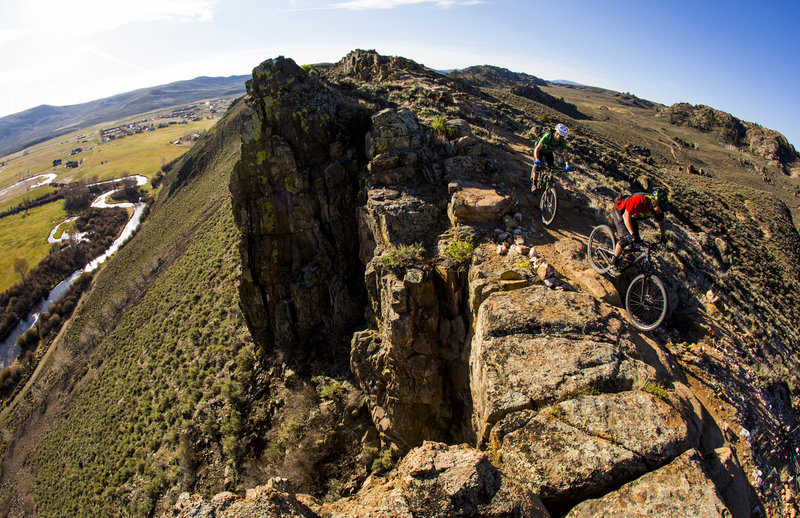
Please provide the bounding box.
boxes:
[540,186,557,225]
[587,225,616,274]
[625,273,668,331]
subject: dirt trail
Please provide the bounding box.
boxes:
[511,183,622,308]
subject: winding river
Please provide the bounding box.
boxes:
[0,175,148,369]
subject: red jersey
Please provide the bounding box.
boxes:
[614,193,664,221]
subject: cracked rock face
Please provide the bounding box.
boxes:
[469,286,656,442]
[489,391,698,506]
[565,449,731,517]
[230,56,369,360]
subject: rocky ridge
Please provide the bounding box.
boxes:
[193,50,799,516]
[659,102,799,173]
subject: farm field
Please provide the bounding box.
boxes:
[0,200,68,291]
[0,100,230,292]
[0,116,217,192]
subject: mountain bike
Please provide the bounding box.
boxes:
[531,166,558,226]
[587,224,668,331]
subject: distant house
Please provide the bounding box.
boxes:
[53,159,62,167]
[70,148,83,156]
[65,161,79,169]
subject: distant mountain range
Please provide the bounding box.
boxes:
[549,79,585,86]
[0,75,249,157]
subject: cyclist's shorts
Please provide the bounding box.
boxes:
[612,207,639,241]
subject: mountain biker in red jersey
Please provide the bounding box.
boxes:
[610,189,668,273]
[531,123,572,192]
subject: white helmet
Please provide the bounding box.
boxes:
[555,123,568,138]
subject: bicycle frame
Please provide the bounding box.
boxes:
[621,243,652,273]
[536,167,557,191]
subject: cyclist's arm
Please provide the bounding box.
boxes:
[657,219,665,240]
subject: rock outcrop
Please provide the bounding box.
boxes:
[228,50,800,517]
[170,442,549,517]
[661,102,799,169]
[230,56,369,361]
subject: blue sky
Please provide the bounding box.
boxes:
[1,0,798,147]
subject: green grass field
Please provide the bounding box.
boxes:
[72,120,218,183]
[0,200,66,291]
[0,118,217,189]
[0,186,58,213]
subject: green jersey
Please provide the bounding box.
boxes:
[537,132,568,154]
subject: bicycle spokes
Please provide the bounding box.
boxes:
[626,274,668,331]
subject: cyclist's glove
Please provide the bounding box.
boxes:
[565,165,572,172]
[535,159,542,167]
[659,235,668,245]
[633,236,643,246]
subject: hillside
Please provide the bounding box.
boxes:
[0,75,248,157]
[0,50,798,517]
[0,97,255,515]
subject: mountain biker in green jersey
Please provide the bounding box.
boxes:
[610,189,668,273]
[531,123,572,192]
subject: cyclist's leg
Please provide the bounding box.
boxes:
[543,152,555,170]
[612,208,630,264]
[530,163,540,191]
[534,152,555,191]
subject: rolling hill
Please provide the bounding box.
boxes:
[0,75,248,157]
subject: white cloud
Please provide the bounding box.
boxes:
[2,0,217,39]
[330,0,482,10]
[0,28,28,45]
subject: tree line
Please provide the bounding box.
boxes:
[0,271,94,399]
[0,176,146,220]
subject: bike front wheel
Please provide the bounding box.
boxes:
[625,273,668,331]
[540,186,557,225]
[587,225,616,274]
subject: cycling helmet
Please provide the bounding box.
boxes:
[652,188,669,211]
[555,123,568,138]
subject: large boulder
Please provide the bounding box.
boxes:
[170,478,317,518]
[565,449,731,517]
[489,391,699,506]
[447,186,511,226]
[469,286,655,442]
[319,442,550,517]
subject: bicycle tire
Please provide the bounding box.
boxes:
[540,186,557,225]
[587,225,616,274]
[625,273,668,331]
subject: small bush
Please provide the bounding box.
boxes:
[643,381,671,400]
[360,445,379,465]
[313,376,347,400]
[371,448,393,471]
[381,243,425,269]
[431,116,456,140]
[444,237,474,264]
